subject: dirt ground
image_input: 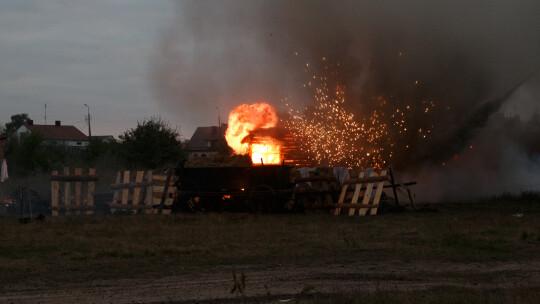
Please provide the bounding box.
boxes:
[1,260,539,303]
[1,198,539,303]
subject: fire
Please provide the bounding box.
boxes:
[225,103,282,165]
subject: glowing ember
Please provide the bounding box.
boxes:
[225,103,282,165]
[283,58,436,169]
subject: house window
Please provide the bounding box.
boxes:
[207,141,212,148]
[77,142,82,145]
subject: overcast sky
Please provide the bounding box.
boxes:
[0,1,181,138]
[2,0,539,141]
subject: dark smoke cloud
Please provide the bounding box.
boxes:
[152,0,540,201]
[411,112,540,202]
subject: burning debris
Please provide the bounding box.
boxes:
[225,103,282,165]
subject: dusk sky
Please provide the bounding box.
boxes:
[1,1,181,138]
[2,0,539,141]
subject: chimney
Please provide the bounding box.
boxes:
[27,119,34,126]
[55,120,61,126]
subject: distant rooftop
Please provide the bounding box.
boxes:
[23,121,88,142]
[187,124,228,152]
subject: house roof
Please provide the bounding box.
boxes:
[187,124,228,151]
[24,124,89,141]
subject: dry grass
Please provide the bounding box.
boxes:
[0,197,539,302]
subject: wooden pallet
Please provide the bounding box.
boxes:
[334,169,389,216]
[110,170,177,215]
[51,167,98,216]
[293,168,337,209]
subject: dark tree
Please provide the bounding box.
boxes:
[118,117,185,169]
[3,113,30,137]
[6,133,54,174]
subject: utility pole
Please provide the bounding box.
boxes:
[84,104,91,138]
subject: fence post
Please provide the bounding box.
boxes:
[51,170,59,216]
[74,168,82,215]
[87,168,95,215]
[63,167,71,216]
[145,170,153,214]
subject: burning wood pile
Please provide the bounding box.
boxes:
[225,102,284,165]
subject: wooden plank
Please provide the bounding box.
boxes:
[152,175,169,181]
[64,167,71,216]
[51,205,94,211]
[110,171,121,214]
[152,186,177,193]
[145,170,153,214]
[338,182,417,192]
[105,204,153,210]
[162,196,173,214]
[51,170,59,217]
[152,192,175,200]
[334,175,349,215]
[110,181,153,189]
[51,175,99,182]
[343,175,390,185]
[348,172,365,216]
[335,203,380,208]
[121,171,130,205]
[132,171,144,205]
[369,170,387,215]
[117,193,136,201]
[74,168,82,215]
[406,186,416,210]
[120,192,177,203]
[87,168,95,215]
[359,172,376,216]
[158,169,173,214]
[388,167,400,207]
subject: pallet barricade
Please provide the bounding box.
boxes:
[293,167,338,209]
[334,169,389,216]
[51,167,97,216]
[151,171,177,214]
[109,170,177,215]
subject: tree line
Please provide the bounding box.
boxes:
[1,114,187,176]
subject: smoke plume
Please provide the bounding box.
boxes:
[152,0,540,201]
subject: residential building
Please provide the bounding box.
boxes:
[14,120,89,151]
[187,123,228,159]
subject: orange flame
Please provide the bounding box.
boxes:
[225,103,282,165]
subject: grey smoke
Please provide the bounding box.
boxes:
[151,0,540,200]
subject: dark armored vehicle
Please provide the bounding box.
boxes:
[175,165,294,212]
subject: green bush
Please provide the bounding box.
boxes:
[118,117,185,169]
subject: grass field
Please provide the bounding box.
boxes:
[0,196,539,303]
